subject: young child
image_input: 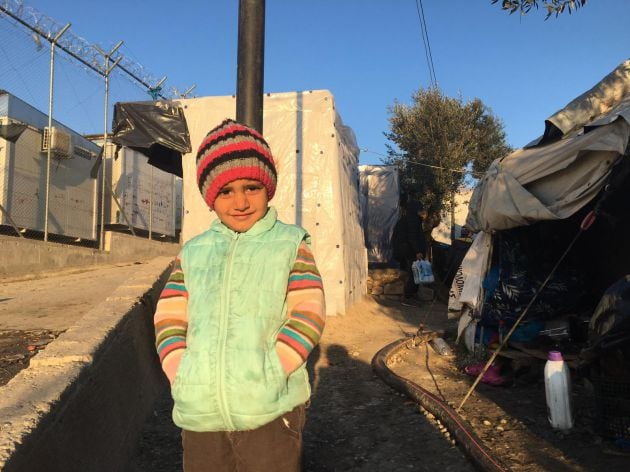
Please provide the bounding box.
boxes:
[153,119,326,472]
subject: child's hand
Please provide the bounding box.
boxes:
[276,345,296,376]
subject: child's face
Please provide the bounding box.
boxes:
[214,178,269,232]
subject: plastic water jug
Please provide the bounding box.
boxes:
[544,351,574,430]
[412,260,421,284]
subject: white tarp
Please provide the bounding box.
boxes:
[446,231,493,338]
[358,165,399,263]
[105,146,179,237]
[433,187,473,245]
[467,59,630,232]
[177,90,368,316]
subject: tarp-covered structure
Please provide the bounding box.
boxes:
[467,60,630,232]
[358,165,399,263]
[112,90,367,316]
[433,187,473,245]
[450,59,630,347]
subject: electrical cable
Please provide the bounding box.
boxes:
[414,0,437,87]
[418,0,437,85]
[360,148,482,177]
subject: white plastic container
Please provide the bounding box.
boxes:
[544,351,574,430]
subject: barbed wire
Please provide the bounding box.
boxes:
[0,0,190,99]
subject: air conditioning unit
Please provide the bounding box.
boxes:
[41,126,73,158]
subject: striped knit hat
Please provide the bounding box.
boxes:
[196,119,277,209]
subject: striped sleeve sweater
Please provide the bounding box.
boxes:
[154,256,188,384]
[276,240,326,375]
[154,241,325,383]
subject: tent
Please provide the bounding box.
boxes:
[450,59,630,343]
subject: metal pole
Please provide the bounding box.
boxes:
[98,42,123,251]
[236,0,265,132]
[44,23,71,242]
[149,164,153,241]
[181,84,197,98]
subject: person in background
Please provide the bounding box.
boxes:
[420,209,440,262]
[391,192,427,298]
[154,119,326,472]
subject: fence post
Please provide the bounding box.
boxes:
[149,164,153,241]
[44,23,70,242]
[97,41,123,251]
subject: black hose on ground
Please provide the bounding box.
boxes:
[372,336,511,472]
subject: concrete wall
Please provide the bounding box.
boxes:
[0,257,172,472]
[0,232,179,279]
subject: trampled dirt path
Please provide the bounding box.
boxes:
[129,294,630,471]
[128,296,475,471]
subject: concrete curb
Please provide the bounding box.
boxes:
[0,256,174,472]
[0,232,179,280]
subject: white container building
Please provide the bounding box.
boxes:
[0,91,99,241]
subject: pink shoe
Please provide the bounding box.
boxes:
[464,363,507,386]
[464,362,486,376]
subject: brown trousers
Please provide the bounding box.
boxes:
[182,404,305,472]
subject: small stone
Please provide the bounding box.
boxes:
[483,420,491,426]
[496,426,505,432]
[383,280,405,295]
[4,354,25,361]
[500,419,507,425]
[371,285,384,295]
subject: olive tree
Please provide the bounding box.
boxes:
[384,87,511,218]
[492,0,587,19]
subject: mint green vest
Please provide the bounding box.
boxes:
[172,207,311,432]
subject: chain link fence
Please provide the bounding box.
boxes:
[0,1,184,248]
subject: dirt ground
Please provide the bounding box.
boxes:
[2,262,627,471]
[0,260,167,386]
[393,333,630,471]
[127,295,474,472]
[0,329,59,386]
[128,293,629,472]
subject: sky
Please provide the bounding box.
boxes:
[4,0,630,165]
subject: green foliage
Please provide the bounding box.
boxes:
[491,0,587,19]
[384,87,511,213]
